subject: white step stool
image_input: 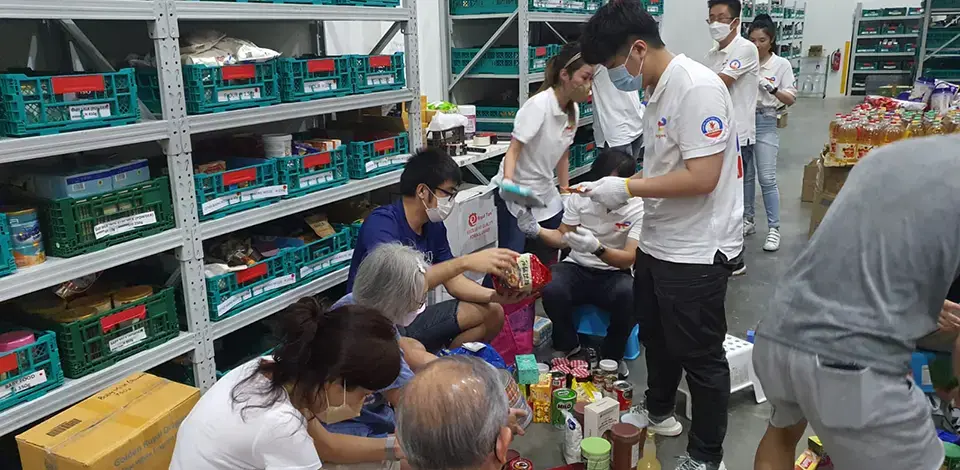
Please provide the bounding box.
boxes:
[676,334,766,420]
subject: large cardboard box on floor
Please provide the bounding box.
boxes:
[800,158,818,202]
[444,184,497,257]
[808,189,836,237]
[17,373,200,470]
[815,157,852,195]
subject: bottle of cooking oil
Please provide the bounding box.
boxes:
[835,118,859,164]
[882,118,904,145]
[905,118,924,139]
[857,119,879,160]
[828,113,843,159]
[637,430,661,470]
[929,117,945,136]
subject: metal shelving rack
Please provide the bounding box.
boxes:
[917,0,960,81]
[847,2,923,95]
[741,0,807,75]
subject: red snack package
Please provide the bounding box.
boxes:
[493,253,552,296]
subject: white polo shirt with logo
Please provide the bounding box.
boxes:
[641,54,744,265]
[561,194,644,271]
[705,34,759,145]
[592,65,644,148]
[758,53,797,109]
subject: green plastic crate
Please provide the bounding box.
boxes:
[276,145,349,197]
[571,141,597,167]
[908,7,924,16]
[350,53,406,94]
[38,177,175,258]
[207,254,296,321]
[883,7,907,16]
[0,327,63,412]
[923,68,960,80]
[278,56,353,103]
[642,0,663,16]
[855,61,879,71]
[0,69,139,137]
[475,121,513,133]
[196,158,285,221]
[349,221,363,244]
[23,287,179,378]
[856,44,879,53]
[347,132,410,179]
[475,106,518,119]
[451,0,580,15]
[288,224,354,283]
[579,97,593,119]
[184,61,280,114]
[452,46,557,75]
[926,28,960,49]
[862,8,883,17]
[335,0,399,5]
[463,156,503,184]
[0,214,15,277]
[194,0,333,3]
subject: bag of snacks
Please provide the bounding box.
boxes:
[493,253,552,295]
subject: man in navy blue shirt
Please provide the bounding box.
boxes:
[348,148,528,352]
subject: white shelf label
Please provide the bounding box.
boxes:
[239,185,288,202]
[533,58,547,69]
[217,289,252,317]
[300,249,354,277]
[93,211,158,240]
[251,274,296,297]
[364,155,409,172]
[201,194,241,215]
[108,328,148,353]
[304,80,337,93]
[69,103,111,121]
[0,369,48,399]
[217,87,261,102]
[366,74,396,86]
[299,171,335,188]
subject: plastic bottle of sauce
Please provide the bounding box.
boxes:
[612,423,642,470]
[637,430,661,470]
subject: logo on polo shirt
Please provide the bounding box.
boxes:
[615,221,631,230]
[701,116,724,138]
[764,76,776,84]
[729,59,742,70]
[656,117,667,138]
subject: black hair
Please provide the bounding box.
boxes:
[748,14,778,54]
[537,42,586,126]
[580,0,665,66]
[708,0,742,19]
[231,298,402,419]
[399,147,462,196]
[587,148,636,181]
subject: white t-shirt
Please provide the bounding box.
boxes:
[758,53,797,109]
[705,35,759,145]
[641,54,744,265]
[170,358,322,470]
[592,65,644,148]
[493,88,578,221]
[562,194,644,270]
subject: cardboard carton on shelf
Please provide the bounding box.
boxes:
[808,155,853,237]
[800,157,818,202]
[17,373,200,470]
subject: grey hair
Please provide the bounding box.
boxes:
[397,355,509,470]
[352,243,427,324]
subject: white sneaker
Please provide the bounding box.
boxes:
[647,414,683,437]
[675,455,726,470]
[763,227,781,252]
[731,262,746,276]
[618,360,630,378]
[743,219,756,237]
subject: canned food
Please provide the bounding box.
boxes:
[551,388,577,429]
[509,457,533,470]
[614,380,633,411]
[550,370,566,392]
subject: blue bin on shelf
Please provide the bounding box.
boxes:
[573,304,641,360]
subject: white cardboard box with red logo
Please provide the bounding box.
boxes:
[444,184,498,258]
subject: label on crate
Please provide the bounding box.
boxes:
[304,80,338,93]
[108,327,148,353]
[239,185,288,202]
[366,74,396,87]
[202,195,242,215]
[0,369,47,399]
[251,274,296,297]
[217,289,253,317]
[364,155,410,172]
[300,249,354,278]
[299,171,336,188]
[217,87,261,102]
[93,211,158,240]
[533,58,547,70]
[68,103,112,121]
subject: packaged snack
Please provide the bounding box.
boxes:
[493,253,552,295]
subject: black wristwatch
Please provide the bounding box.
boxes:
[592,245,607,257]
[770,87,779,95]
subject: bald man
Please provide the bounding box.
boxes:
[395,356,526,470]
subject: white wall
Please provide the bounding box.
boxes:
[661,0,714,64]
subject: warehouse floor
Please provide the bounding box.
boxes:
[515,96,861,469]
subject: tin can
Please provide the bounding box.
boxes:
[585,347,599,370]
[551,388,577,429]
[509,457,533,470]
[614,380,633,411]
[550,370,566,392]
[2,207,44,267]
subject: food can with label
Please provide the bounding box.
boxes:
[551,388,577,429]
[550,370,566,393]
[509,457,533,470]
[2,207,45,267]
[614,380,634,411]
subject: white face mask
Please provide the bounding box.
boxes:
[710,21,734,42]
[422,191,456,223]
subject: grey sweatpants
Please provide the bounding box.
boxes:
[753,337,943,470]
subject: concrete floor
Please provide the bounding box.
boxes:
[513,96,861,469]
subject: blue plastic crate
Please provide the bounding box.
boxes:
[184,61,281,114]
[0,69,139,137]
[195,158,286,221]
[350,53,406,94]
[206,254,296,321]
[278,56,353,103]
[0,214,15,278]
[452,46,557,75]
[275,145,349,197]
[288,224,354,283]
[0,328,64,412]
[347,132,410,179]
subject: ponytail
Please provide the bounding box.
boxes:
[535,42,586,126]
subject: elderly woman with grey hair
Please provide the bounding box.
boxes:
[397,355,526,470]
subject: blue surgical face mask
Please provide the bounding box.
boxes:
[608,45,645,92]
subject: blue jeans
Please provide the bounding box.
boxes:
[742,111,781,229]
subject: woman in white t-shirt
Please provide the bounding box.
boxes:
[493,41,594,264]
[747,14,797,252]
[515,149,642,377]
[170,299,402,470]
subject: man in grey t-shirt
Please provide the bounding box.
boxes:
[752,137,960,470]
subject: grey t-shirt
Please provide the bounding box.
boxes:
[759,136,960,375]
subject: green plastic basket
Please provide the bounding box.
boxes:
[476,121,513,133]
[278,56,353,103]
[0,69,139,137]
[196,158,285,221]
[184,61,280,114]
[350,53,406,94]
[0,328,63,412]
[349,221,363,244]
[194,0,333,3]
[923,68,960,80]
[38,177,175,258]
[0,214,15,277]
[571,141,597,167]
[926,28,960,49]
[335,0,400,6]
[579,98,593,119]
[642,0,662,16]
[276,145,349,197]
[475,106,518,120]
[207,254,296,321]
[883,7,907,16]
[452,46,558,75]
[862,8,883,17]
[288,224,354,283]
[347,133,411,179]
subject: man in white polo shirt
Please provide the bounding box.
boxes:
[592,65,645,164]
[704,0,758,275]
[581,1,743,469]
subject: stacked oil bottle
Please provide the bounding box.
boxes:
[826,104,960,166]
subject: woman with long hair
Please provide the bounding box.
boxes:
[746,14,796,252]
[171,299,402,470]
[493,41,594,264]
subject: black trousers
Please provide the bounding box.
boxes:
[541,262,635,361]
[635,249,735,464]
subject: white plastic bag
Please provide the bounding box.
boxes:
[562,411,583,464]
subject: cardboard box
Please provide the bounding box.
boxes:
[800,158,818,202]
[444,184,497,257]
[816,157,852,195]
[17,373,200,470]
[808,189,836,238]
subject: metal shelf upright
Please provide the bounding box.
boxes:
[917,0,960,81]
[846,2,922,95]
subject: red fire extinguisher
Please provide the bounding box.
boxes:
[831,49,842,72]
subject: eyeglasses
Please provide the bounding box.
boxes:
[707,16,735,23]
[435,186,458,198]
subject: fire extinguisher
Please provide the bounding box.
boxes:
[831,49,842,72]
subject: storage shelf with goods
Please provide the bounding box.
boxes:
[740,0,806,55]
[847,3,923,95]
[917,0,960,81]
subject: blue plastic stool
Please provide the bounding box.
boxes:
[573,305,641,360]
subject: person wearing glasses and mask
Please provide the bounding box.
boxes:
[703,0,758,275]
[579,1,743,468]
[348,148,526,354]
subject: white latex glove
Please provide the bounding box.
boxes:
[574,176,631,210]
[562,227,601,254]
[516,209,542,239]
[759,80,776,93]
